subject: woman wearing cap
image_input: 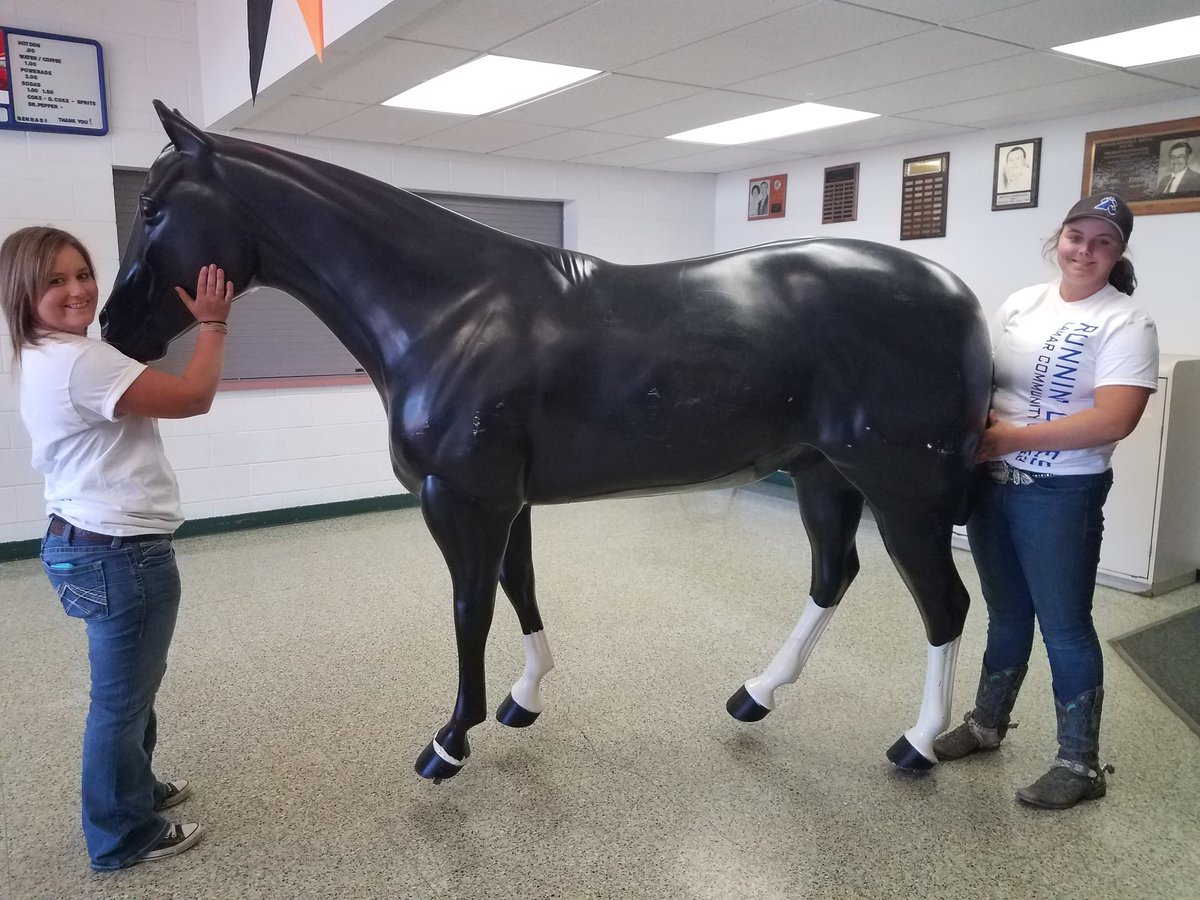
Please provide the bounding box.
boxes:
[933,193,1159,809]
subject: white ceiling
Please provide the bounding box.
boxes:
[232,0,1200,173]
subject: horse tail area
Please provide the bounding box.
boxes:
[774,240,992,506]
[768,240,989,646]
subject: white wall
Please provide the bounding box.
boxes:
[0,0,714,542]
[714,96,1200,353]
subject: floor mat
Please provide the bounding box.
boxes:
[1111,605,1200,738]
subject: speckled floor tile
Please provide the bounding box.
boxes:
[1,491,1198,899]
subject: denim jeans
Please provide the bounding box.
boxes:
[966,468,1113,704]
[41,527,181,870]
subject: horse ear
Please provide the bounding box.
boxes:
[153,99,212,154]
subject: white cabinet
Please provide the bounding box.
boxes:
[952,356,1200,596]
[1097,356,1200,594]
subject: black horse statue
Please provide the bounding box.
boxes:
[102,101,992,780]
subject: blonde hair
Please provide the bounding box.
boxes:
[0,226,97,367]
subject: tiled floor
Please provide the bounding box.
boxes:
[1,489,1198,899]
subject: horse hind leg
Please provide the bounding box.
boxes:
[415,475,521,782]
[868,500,969,771]
[496,504,556,728]
[728,457,865,721]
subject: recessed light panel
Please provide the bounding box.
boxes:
[668,103,878,145]
[1054,15,1200,67]
[383,55,601,116]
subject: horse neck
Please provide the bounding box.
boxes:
[222,149,485,379]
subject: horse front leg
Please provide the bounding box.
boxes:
[415,475,520,782]
[496,504,556,728]
[728,458,865,721]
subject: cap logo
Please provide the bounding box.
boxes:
[1094,196,1120,215]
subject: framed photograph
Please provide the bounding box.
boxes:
[992,138,1040,211]
[747,174,787,220]
[1083,115,1200,215]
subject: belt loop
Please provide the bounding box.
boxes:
[64,521,75,542]
[110,535,122,549]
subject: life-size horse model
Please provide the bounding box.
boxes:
[102,101,992,781]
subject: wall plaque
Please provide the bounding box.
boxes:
[822,163,859,224]
[900,152,948,240]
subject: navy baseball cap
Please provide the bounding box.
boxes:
[1064,192,1133,243]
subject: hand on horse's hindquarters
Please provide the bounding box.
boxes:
[976,410,1020,462]
[175,264,234,323]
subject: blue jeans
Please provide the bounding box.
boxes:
[966,468,1113,704]
[41,527,181,870]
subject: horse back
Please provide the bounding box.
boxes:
[504,238,991,501]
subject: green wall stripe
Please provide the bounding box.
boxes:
[0,493,421,563]
[3,472,795,564]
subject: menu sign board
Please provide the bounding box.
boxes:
[0,27,107,135]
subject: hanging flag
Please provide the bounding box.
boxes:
[247,0,274,102]
[295,0,324,61]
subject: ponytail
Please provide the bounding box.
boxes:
[1108,257,1137,295]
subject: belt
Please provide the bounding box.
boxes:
[988,461,1053,485]
[48,515,172,544]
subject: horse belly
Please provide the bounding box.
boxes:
[523,379,811,503]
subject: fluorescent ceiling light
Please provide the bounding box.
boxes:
[667,103,878,145]
[1054,15,1200,67]
[383,55,601,116]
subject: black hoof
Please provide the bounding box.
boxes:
[886,735,935,772]
[415,740,468,782]
[726,686,771,722]
[496,693,540,727]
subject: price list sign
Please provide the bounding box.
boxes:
[0,27,107,135]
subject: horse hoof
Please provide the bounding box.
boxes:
[886,735,935,772]
[415,740,467,781]
[496,693,540,727]
[726,686,771,722]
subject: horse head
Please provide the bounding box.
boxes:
[101,100,260,361]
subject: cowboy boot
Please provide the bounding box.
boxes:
[933,664,1027,761]
[1017,686,1113,809]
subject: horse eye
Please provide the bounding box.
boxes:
[139,195,157,219]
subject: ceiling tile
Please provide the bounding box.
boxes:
[590,91,790,139]
[845,0,1032,25]
[572,139,710,168]
[907,71,1198,127]
[238,95,366,135]
[731,27,1026,101]
[497,75,704,128]
[388,0,598,50]
[409,119,566,154]
[1132,57,1200,90]
[497,0,813,70]
[648,146,799,173]
[756,115,974,154]
[295,39,475,105]
[312,105,468,144]
[620,1,931,88]
[827,51,1106,116]
[492,130,646,161]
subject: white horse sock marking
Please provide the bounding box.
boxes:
[744,596,837,710]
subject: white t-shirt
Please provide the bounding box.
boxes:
[19,333,183,534]
[990,281,1159,475]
